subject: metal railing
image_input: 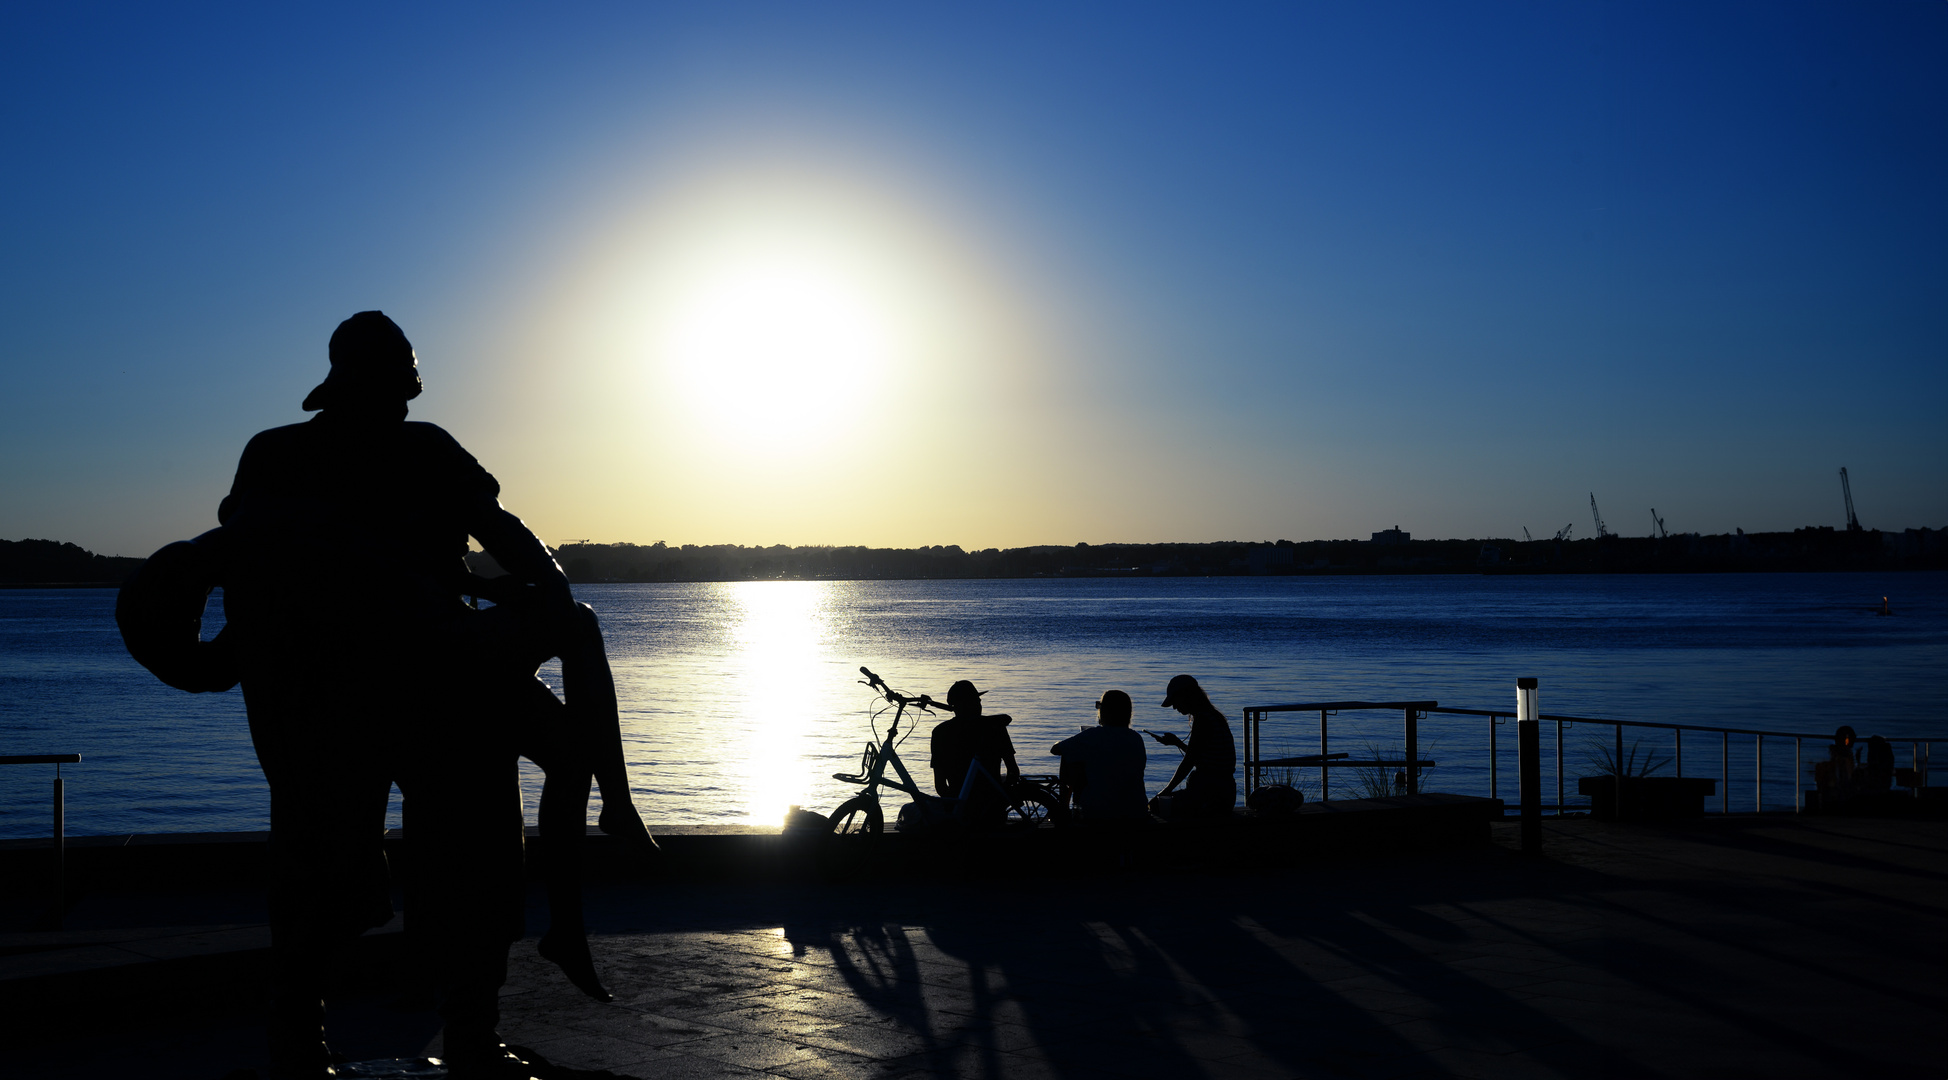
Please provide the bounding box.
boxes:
[2,753,80,928]
[1241,701,1439,799]
[1243,696,1942,815]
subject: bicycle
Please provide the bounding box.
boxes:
[826,666,1066,836]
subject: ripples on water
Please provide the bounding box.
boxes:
[1,573,1941,838]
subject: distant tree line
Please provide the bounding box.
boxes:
[0,539,146,585]
[490,527,1944,585]
[6,526,1940,586]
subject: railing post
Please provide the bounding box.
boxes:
[1244,710,1256,799]
[1615,723,1625,819]
[1517,678,1541,855]
[1404,708,1419,794]
[1554,716,1565,816]
[1489,715,1498,800]
[1756,736,1764,812]
[1721,731,1730,815]
[1795,737,1803,813]
[1319,708,1329,803]
[1675,728,1683,778]
[52,764,65,929]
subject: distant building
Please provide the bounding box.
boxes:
[1247,546,1295,573]
[1371,527,1410,545]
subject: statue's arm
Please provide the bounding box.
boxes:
[428,423,572,597]
[471,501,571,597]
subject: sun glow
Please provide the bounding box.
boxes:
[517,155,1063,545]
[584,171,993,459]
[660,238,900,441]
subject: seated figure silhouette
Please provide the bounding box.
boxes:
[205,310,648,1078]
[461,566,656,1001]
[1148,674,1237,821]
[930,679,1020,822]
[1051,690,1149,823]
[1815,725,1897,810]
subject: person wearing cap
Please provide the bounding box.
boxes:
[1051,690,1149,823]
[929,679,1021,820]
[1151,674,1238,820]
[217,311,645,1078]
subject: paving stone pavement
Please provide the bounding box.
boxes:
[17,815,1943,1078]
[481,816,1941,1079]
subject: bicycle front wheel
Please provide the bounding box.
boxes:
[827,795,884,837]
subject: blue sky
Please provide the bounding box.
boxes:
[3,2,1942,555]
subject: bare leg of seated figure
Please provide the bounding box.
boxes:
[475,591,653,1001]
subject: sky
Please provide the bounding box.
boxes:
[2,1,1943,556]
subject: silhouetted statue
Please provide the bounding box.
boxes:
[1148,674,1237,820]
[1050,690,1148,823]
[930,679,1020,821]
[116,528,237,694]
[208,310,647,1078]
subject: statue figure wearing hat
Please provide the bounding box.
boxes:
[181,310,649,1078]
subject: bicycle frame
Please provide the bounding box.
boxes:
[834,667,1059,831]
[832,695,933,807]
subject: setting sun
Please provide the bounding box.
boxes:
[508,156,1062,545]
[660,236,899,443]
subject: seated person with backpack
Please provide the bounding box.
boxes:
[931,679,1020,821]
[1052,690,1149,823]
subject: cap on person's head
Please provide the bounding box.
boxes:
[1096,689,1133,724]
[945,680,985,711]
[1161,674,1203,708]
[301,310,423,411]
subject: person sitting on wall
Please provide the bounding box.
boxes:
[1052,690,1149,824]
[1149,674,1238,821]
[1862,733,1895,792]
[930,679,1020,821]
[1815,725,1897,810]
[1815,725,1860,796]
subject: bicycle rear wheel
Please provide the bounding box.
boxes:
[827,794,884,836]
[1003,787,1061,830]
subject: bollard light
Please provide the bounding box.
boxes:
[1515,677,1541,856]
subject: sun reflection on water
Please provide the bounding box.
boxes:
[724,580,832,825]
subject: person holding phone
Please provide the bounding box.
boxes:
[1149,674,1237,820]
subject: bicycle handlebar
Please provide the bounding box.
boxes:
[858,665,935,711]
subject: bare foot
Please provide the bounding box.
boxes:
[538,928,613,1003]
[599,803,661,859]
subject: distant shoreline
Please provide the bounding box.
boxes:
[530,527,1944,584]
[4,566,1945,590]
[5,526,1942,586]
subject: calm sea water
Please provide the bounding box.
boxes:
[2,572,1942,839]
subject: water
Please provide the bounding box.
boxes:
[2,573,1942,839]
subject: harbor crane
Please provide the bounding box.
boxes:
[1839,468,1862,532]
[1650,509,1668,538]
[1522,526,1533,542]
[1554,523,1575,542]
[1589,493,1612,538]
